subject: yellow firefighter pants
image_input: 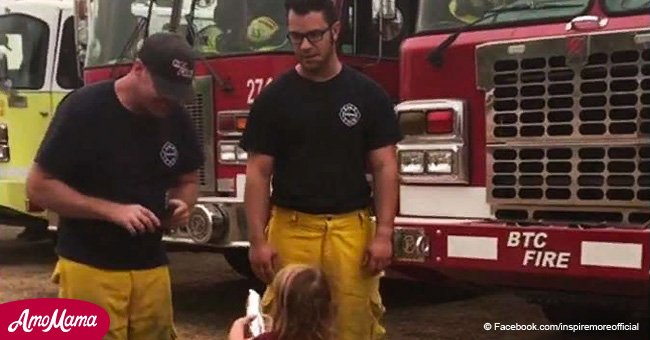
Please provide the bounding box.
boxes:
[51,257,176,340]
[261,206,386,340]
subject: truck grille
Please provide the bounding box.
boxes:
[488,144,650,205]
[185,94,207,185]
[477,29,650,226]
[183,76,215,192]
[489,49,649,140]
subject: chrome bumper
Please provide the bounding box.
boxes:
[163,198,250,248]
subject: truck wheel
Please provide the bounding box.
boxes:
[223,248,256,280]
[48,230,58,246]
[16,221,50,242]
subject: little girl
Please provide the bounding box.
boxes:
[229,264,334,340]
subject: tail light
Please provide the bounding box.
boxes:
[0,123,8,162]
[0,123,7,143]
[217,111,248,136]
[236,116,247,131]
[398,108,456,136]
[216,111,248,195]
[395,99,468,184]
[426,110,454,134]
[0,145,9,162]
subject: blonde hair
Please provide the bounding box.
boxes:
[268,264,334,340]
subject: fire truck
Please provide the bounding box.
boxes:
[0,0,83,238]
[73,0,648,321]
[390,0,649,321]
[72,0,413,276]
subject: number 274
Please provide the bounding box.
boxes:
[246,77,273,104]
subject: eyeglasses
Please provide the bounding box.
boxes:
[286,26,331,45]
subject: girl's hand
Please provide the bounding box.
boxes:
[228,315,257,340]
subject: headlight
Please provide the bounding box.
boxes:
[219,142,248,163]
[398,147,468,184]
[426,150,453,174]
[0,123,7,144]
[219,143,236,162]
[0,145,9,162]
[236,147,248,161]
[399,151,425,174]
[395,99,469,184]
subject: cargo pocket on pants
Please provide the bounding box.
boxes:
[369,290,386,339]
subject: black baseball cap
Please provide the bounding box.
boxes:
[137,32,196,104]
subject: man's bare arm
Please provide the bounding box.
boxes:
[169,171,200,207]
[244,153,274,245]
[26,163,118,220]
[165,170,200,227]
[368,145,399,240]
[26,163,160,234]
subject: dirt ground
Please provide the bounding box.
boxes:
[1,226,647,340]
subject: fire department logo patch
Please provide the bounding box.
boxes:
[339,103,361,127]
[160,142,179,168]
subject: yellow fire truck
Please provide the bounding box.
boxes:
[0,0,83,239]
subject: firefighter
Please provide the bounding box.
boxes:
[240,0,402,339]
[26,33,204,340]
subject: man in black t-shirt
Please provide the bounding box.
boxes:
[240,1,402,339]
[26,33,204,340]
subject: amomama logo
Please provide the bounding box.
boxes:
[0,298,109,339]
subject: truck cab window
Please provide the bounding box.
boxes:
[417,0,591,32]
[0,14,49,89]
[85,0,292,68]
[57,17,84,89]
[340,0,415,59]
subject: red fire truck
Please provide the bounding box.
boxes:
[390,0,649,321]
[72,0,414,276]
[73,0,649,321]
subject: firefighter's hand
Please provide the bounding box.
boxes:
[168,198,190,227]
[364,234,393,276]
[109,204,161,235]
[249,241,278,283]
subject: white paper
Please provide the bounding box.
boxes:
[246,289,265,336]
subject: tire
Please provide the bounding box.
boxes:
[16,220,51,242]
[223,248,255,279]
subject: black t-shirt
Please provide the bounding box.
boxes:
[35,80,204,270]
[239,65,403,214]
